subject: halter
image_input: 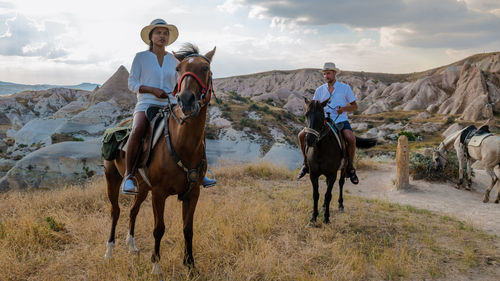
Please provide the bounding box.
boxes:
[173,54,213,123]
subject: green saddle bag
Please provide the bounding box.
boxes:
[101,124,131,161]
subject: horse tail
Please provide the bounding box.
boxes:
[355,136,377,149]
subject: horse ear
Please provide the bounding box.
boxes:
[204,47,216,62]
[173,51,184,62]
[320,98,330,108]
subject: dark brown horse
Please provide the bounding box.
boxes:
[103,44,215,275]
[304,98,375,224]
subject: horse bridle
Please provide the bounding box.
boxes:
[174,54,213,123]
[434,142,449,164]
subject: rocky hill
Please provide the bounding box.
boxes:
[0,52,499,191]
[215,52,500,122]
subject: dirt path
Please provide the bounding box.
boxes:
[342,164,500,236]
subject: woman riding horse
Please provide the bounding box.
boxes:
[123,18,215,195]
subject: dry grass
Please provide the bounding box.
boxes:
[0,162,498,281]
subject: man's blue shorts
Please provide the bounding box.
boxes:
[336,120,353,131]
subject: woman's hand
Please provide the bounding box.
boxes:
[152,88,169,99]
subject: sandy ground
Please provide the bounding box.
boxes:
[342,164,500,236]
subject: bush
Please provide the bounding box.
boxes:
[386,117,396,123]
[409,152,462,182]
[397,131,416,141]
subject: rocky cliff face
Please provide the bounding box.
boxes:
[0,66,134,190]
[214,52,500,122]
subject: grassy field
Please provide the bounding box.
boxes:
[0,162,499,281]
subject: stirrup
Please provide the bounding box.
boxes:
[202,169,216,188]
[121,175,139,195]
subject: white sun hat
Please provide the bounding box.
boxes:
[140,18,179,46]
[322,62,340,73]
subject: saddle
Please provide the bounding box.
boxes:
[325,120,347,161]
[120,105,174,185]
[460,125,491,147]
[459,124,492,153]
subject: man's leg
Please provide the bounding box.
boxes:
[297,129,309,179]
[342,127,358,184]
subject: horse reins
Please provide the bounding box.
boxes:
[165,53,213,199]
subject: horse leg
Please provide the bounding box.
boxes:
[151,191,167,277]
[323,174,336,224]
[104,161,121,259]
[127,189,148,253]
[466,157,472,190]
[338,173,345,213]
[456,149,465,189]
[483,168,498,203]
[182,188,200,268]
[494,166,500,204]
[310,174,320,223]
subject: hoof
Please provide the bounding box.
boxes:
[310,216,317,223]
[323,217,330,224]
[104,241,114,259]
[483,197,489,203]
[494,199,499,204]
[338,206,344,213]
[151,262,162,276]
[126,233,139,253]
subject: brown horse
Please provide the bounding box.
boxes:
[304,98,376,224]
[103,44,215,275]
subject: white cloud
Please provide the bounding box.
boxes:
[0,14,69,58]
[217,0,245,14]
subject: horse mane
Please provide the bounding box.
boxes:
[174,43,199,61]
[439,127,467,150]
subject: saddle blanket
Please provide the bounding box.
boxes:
[468,133,493,147]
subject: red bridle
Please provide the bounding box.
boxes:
[175,71,213,107]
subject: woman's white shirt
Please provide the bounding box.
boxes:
[128,50,178,112]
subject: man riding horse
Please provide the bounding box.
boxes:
[297,62,359,184]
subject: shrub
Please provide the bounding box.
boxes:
[445,116,455,125]
[397,131,416,141]
[386,117,396,123]
[409,152,462,182]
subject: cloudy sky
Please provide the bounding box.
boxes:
[1,0,499,85]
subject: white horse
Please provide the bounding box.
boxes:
[433,127,500,203]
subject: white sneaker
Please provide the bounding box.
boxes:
[121,178,138,195]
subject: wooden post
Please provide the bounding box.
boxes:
[396,135,409,190]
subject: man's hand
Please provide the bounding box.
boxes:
[336,107,344,114]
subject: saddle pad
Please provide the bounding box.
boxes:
[468,133,493,147]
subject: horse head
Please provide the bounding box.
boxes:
[173,43,216,120]
[432,144,447,169]
[304,98,329,146]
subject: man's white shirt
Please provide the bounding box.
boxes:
[312,81,356,123]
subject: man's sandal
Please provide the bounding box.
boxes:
[297,165,309,179]
[348,169,359,185]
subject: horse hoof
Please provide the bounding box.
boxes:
[323,218,330,224]
[338,207,344,213]
[483,198,489,203]
[104,241,114,259]
[494,199,499,204]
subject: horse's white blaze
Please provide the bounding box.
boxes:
[126,233,138,252]
[151,262,162,276]
[104,241,114,259]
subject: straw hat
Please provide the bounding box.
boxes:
[322,62,340,73]
[140,18,179,46]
